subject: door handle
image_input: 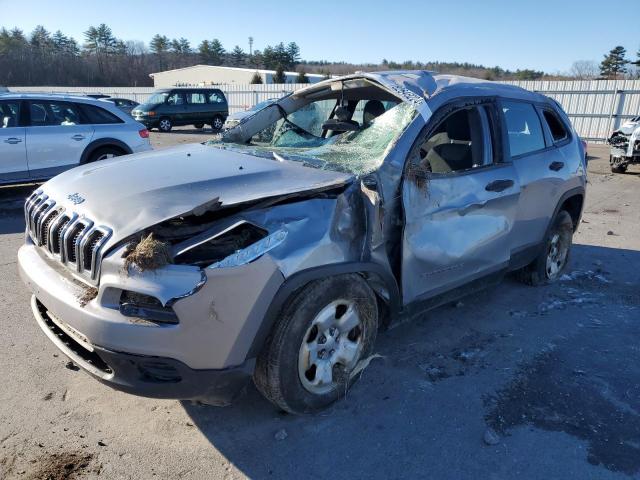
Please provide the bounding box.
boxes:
[71,134,86,141]
[549,161,564,171]
[485,179,514,192]
[3,137,22,144]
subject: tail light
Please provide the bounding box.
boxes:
[138,129,149,139]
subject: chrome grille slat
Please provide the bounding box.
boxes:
[35,201,57,246]
[24,192,112,283]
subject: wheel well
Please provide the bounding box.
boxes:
[81,143,127,164]
[559,194,583,230]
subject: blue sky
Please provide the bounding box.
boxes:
[1,0,638,73]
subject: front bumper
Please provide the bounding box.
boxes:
[18,241,285,400]
[132,116,156,127]
[31,297,253,403]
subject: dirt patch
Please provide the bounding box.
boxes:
[26,452,95,480]
[123,233,172,272]
[77,287,98,308]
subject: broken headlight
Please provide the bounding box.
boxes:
[209,229,287,269]
[171,221,289,269]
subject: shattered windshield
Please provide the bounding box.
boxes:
[209,99,416,175]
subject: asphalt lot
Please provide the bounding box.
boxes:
[0,137,639,479]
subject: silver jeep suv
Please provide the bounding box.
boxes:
[18,72,586,414]
[1,93,151,185]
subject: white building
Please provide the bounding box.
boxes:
[149,65,327,87]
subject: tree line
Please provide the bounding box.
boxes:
[1,24,638,86]
[0,24,303,86]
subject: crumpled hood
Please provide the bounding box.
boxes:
[40,143,352,245]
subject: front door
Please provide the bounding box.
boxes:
[25,100,94,179]
[401,102,521,304]
[0,100,28,183]
[164,91,188,125]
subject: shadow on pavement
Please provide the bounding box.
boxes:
[182,244,640,479]
[0,184,38,234]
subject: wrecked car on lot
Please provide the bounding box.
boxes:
[608,118,640,173]
[18,71,587,414]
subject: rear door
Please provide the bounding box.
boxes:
[207,90,227,117]
[25,100,94,178]
[184,90,209,124]
[500,100,564,253]
[401,101,521,304]
[0,100,28,183]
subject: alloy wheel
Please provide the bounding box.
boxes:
[546,233,568,279]
[298,300,364,395]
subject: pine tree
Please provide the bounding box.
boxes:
[296,70,309,83]
[150,34,170,54]
[600,46,629,79]
[231,45,245,66]
[273,64,286,83]
[250,71,263,84]
[209,39,225,65]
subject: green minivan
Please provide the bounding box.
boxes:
[131,88,229,132]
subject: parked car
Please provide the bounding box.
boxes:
[0,93,151,185]
[131,88,228,132]
[101,97,139,115]
[18,71,586,414]
[223,98,278,130]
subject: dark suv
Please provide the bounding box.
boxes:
[131,88,228,132]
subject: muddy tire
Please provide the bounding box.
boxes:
[210,115,224,131]
[516,210,574,286]
[254,274,378,414]
[611,164,627,174]
[158,117,172,132]
[85,146,125,164]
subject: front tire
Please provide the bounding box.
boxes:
[158,117,172,132]
[254,274,378,414]
[516,210,574,286]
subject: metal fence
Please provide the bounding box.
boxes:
[502,80,640,142]
[11,80,640,142]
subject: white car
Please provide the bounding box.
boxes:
[0,93,151,185]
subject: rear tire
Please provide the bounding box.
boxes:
[158,117,172,132]
[515,210,573,286]
[611,164,627,173]
[254,274,378,414]
[194,123,204,129]
[210,116,224,131]
[85,146,125,164]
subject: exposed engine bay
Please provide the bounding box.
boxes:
[608,122,640,173]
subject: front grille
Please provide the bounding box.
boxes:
[25,191,112,281]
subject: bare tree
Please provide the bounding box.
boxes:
[570,60,599,79]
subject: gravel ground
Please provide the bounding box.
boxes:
[0,140,639,479]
